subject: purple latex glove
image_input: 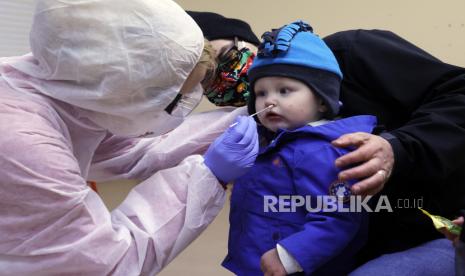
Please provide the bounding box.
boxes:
[204,116,259,183]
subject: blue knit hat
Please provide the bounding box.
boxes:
[248,21,342,118]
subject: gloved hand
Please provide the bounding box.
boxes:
[204,116,259,183]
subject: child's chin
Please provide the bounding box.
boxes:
[266,123,288,132]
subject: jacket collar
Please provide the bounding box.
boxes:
[259,115,376,154]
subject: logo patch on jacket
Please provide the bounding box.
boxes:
[272,156,282,167]
[329,180,352,202]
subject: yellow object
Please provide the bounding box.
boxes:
[419,208,462,235]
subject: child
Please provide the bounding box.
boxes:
[221,21,377,275]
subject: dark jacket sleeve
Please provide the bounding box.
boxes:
[324,30,465,182]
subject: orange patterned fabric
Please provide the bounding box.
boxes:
[87,181,98,193]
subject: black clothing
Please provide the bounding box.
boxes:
[324,30,465,262]
[187,11,260,45]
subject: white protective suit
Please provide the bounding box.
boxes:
[0,0,246,275]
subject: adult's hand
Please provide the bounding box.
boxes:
[204,116,258,183]
[332,132,394,196]
[439,216,463,246]
[260,249,287,276]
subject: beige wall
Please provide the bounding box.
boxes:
[97,1,465,275]
[179,0,465,67]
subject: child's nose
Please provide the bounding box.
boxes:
[264,95,278,107]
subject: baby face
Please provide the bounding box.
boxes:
[254,76,326,132]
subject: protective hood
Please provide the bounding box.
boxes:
[2,0,203,136]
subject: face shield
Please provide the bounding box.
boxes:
[5,0,204,138]
[75,82,204,138]
[136,83,204,138]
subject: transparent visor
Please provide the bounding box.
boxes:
[135,84,204,139]
[164,83,203,118]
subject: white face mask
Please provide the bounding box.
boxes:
[84,83,204,138]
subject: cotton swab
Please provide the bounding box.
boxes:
[229,104,275,127]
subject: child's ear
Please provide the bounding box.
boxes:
[318,99,328,113]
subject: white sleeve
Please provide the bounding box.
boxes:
[276,243,304,274]
[1,144,225,275]
[89,107,247,181]
[111,155,226,274]
[0,104,226,274]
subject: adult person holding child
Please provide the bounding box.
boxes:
[0,1,259,275]
[188,11,465,275]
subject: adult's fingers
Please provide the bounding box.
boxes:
[333,133,374,168]
[350,169,388,196]
[338,155,381,181]
[439,217,463,243]
[242,136,259,166]
[452,216,464,226]
[438,228,458,241]
[334,133,394,195]
[332,132,371,148]
[230,116,249,142]
[238,117,257,145]
[333,132,393,171]
[236,118,258,156]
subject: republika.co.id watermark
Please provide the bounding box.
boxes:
[263,195,424,213]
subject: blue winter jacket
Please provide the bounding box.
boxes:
[222,115,377,276]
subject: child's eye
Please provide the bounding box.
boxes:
[255,91,266,97]
[279,88,290,95]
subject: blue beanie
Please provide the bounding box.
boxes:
[248,21,342,118]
